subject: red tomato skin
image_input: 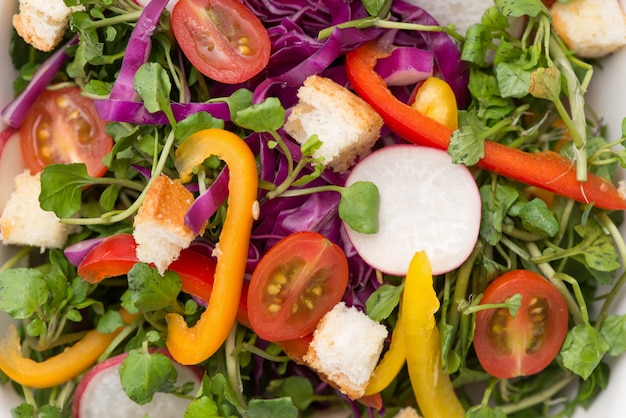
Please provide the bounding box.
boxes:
[247,231,350,342]
[171,0,271,84]
[20,87,112,177]
[473,270,569,378]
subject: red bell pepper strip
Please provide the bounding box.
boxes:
[345,41,626,211]
[76,233,250,324]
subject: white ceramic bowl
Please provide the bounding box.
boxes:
[1,1,626,417]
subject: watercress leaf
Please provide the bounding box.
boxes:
[479,183,520,245]
[0,268,48,319]
[495,62,531,99]
[600,314,626,356]
[338,181,380,234]
[461,24,491,67]
[266,376,315,411]
[560,323,609,379]
[449,111,488,165]
[529,66,562,102]
[12,403,36,418]
[39,163,93,218]
[127,263,182,312]
[135,62,175,125]
[480,6,509,30]
[300,134,322,158]
[184,396,220,418]
[38,404,64,418]
[365,283,404,322]
[361,0,390,16]
[26,318,46,337]
[494,0,548,17]
[100,184,119,211]
[120,350,178,405]
[247,398,299,418]
[175,112,225,143]
[518,198,559,237]
[466,404,507,418]
[218,88,253,119]
[96,309,126,333]
[574,218,621,273]
[234,97,286,133]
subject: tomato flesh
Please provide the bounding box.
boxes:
[247,231,350,341]
[473,270,569,378]
[171,0,271,84]
[20,87,112,177]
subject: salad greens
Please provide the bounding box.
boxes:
[2,0,626,417]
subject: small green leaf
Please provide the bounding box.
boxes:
[184,396,220,418]
[96,310,126,333]
[560,323,609,379]
[495,62,531,98]
[0,268,48,319]
[518,198,559,237]
[529,66,562,102]
[120,350,178,405]
[40,163,93,218]
[175,112,225,143]
[338,181,380,234]
[127,263,182,312]
[247,398,299,418]
[600,314,626,356]
[365,283,404,322]
[234,97,286,133]
[134,62,175,125]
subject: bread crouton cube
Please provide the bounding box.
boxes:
[133,175,196,274]
[551,0,626,58]
[393,407,422,418]
[284,75,384,173]
[13,0,84,52]
[302,302,388,400]
[0,170,80,251]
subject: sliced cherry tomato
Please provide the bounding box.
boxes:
[171,0,271,84]
[20,87,113,177]
[473,270,569,378]
[247,231,349,342]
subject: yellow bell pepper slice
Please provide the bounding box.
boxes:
[363,307,406,396]
[0,309,138,389]
[411,77,459,130]
[166,128,258,365]
[404,251,464,418]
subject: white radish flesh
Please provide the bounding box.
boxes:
[343,144,481,276]
[72,350,202,418]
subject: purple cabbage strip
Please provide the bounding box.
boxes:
[1,36,78,128]
[109,0,169,100]
[374,46,434,86]
[390,0,470,107]
[185,167,230,235]
[64,236,106,267]
[93,99,231,124]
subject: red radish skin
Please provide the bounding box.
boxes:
[72,349,202,418]
[343,144,481,276]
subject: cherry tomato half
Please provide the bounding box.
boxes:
[473,270,569,378]
[20,87,113,177]
[171,0,271,84]
[247,231,350,342]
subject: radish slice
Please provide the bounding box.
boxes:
[343,144,481,276]
[72,350,202,418]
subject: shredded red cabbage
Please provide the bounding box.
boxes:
[93,99,231,124]
[1,36,78,128]
[109,0,169,101]
[374,46,434,86]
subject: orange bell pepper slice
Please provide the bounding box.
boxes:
[0,309,138,389]
[345,41,626,211]
[166,128,258,365]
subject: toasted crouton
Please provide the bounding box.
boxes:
[0,170,80,251]
[302,302,388,400]
[13,0,83,52]
[284,75,384,173]
[551,0,626,58]
[133,175,196,274]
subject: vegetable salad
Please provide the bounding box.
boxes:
[1,0,626,417]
